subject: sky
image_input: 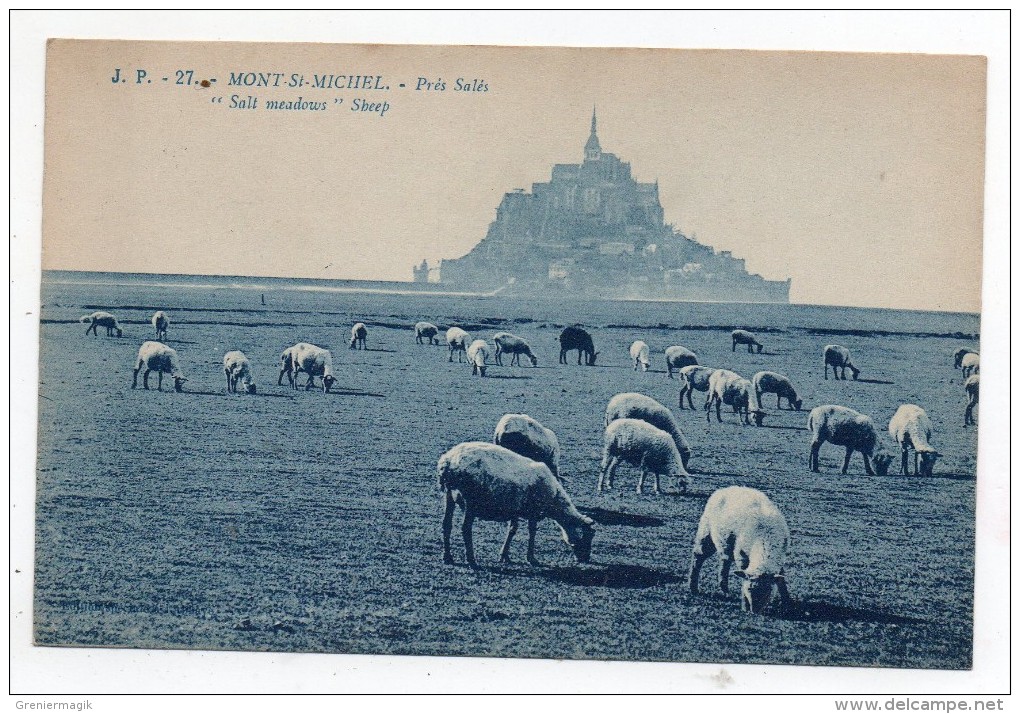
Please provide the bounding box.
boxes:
[42,29,986,313]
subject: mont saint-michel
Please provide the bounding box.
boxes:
[421,111,791,303]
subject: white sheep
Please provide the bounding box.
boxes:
[493,332,538,367]
[415,321,440,345]
[598,418,691,495]
[888,404,940,477]
[438,441,595,567]
[629,340,651,371]
[953,347,978,370]
[823,344,860,381]
[131,341,186,392]
[964,374,979,426]
[677,365,716,410]
[689,486,792,614]
[705,369,766,426]
[466,339,489,377]
[605,392,692,469]
[349,322,368,350]
[665,345,698,378]
[493,413,561,480]
[151,311,169,341]
[223,350,257,394]
[79,311,122,338]
[278,342,336,392]
[807,404,893,476]
[447,327,471,362]
[959,352,980,378]
[752,371,803,411]
[732,329,763,354]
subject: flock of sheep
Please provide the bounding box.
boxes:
[78,308,980,616]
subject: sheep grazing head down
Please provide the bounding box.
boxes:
[751,409,767,427]
[560,519,595,563]
[850,365,861,381]
[739,572,782,614]
[528,354,538,367]
[115,328,123,338]
[173,376,187,392]
[323,375,336,393]
[792,398,803,411]
[918,451,940,477]
[587,351,600,366]
[246,382,257,395]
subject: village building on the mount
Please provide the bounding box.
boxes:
[420,110,791,303]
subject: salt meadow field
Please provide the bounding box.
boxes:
[34,272,979,668]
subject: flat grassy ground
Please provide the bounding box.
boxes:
[34,284,977,668]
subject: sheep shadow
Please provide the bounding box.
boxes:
[326,389,386,398]
[576,506,665,528]
[361,348,397,353]
[759,424,807,432]
[164,339,199,345]
[776,598,923,626]
[690,470,744,479]
[484,374,533,380]
[856,378,895,385]
[500,563,685,590]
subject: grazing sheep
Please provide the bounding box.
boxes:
[665,345,699,378]
[446,327,471,362]
[493,332,538,367]
[415,321,440,345]
[888,404,940,477]
[807,405,893,476]
[79,311,123,338]
[629,340,651,371]
[151,311,169,341]
[598,418,691,495]
[953,347,978,370]
[752,371,803,411]
[823,344,860,381]
[223,350,257,394]
[558,325,598,366]
[689,486,791,615]
[438,442,595,567]
[466,339,489,377]
[964,374,979,426]
[732,329,763,354]
[349,322,368,350]
[960,352,980,378]
[493,413,560,480]
[279,342,336,392]
[705,369,766,426]
[677,365,716,410]
[131,341,186,392]
[605,392,692,469]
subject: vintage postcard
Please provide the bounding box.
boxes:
[25,31,998,690]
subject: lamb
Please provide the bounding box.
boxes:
[823,344,860,381]
[493,413,561,480]
[278,342,336,392]
[732,329,763,354]
[604,392,692,469]
[446,327,471,362]
[438,442,595,567]
[222,350,257,394]
[964,374,979,426]
[629,340,651,371]
[415,321,440,345]
[959,352,980,378]
[688,486,791,615]
[705,369,766,426]
[131,341,187,392]
[752,371,803,411]
[493,332,538,367]
[598,418,691,495]
[888,404,940,477]
[677,365,716,410]
[807,404,894,476]
[558,325,598,366]
[151,311,169,341]
[466,339,489,377]
[79,311,123,338]
[664,345,699,378]
[349,322,368,350]
[953,347,978,370]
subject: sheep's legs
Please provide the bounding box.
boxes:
[677,386,687,409]
[597,456,618,491]
[442,491,456,564]
[462,510,478,568]
[688,547,713,595]
[809,441,822,471]
[901,448,910,476]
[775,575,792,611]
[718,558,732,594]
[142,369,152,390]
[526,520,540,566]
[132,365,141,389]
[841,447,853,474]
[499,518,519,564]
[861,453,876,477]
[157,371,164,391]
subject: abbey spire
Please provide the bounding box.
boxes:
[584,106,602,161]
